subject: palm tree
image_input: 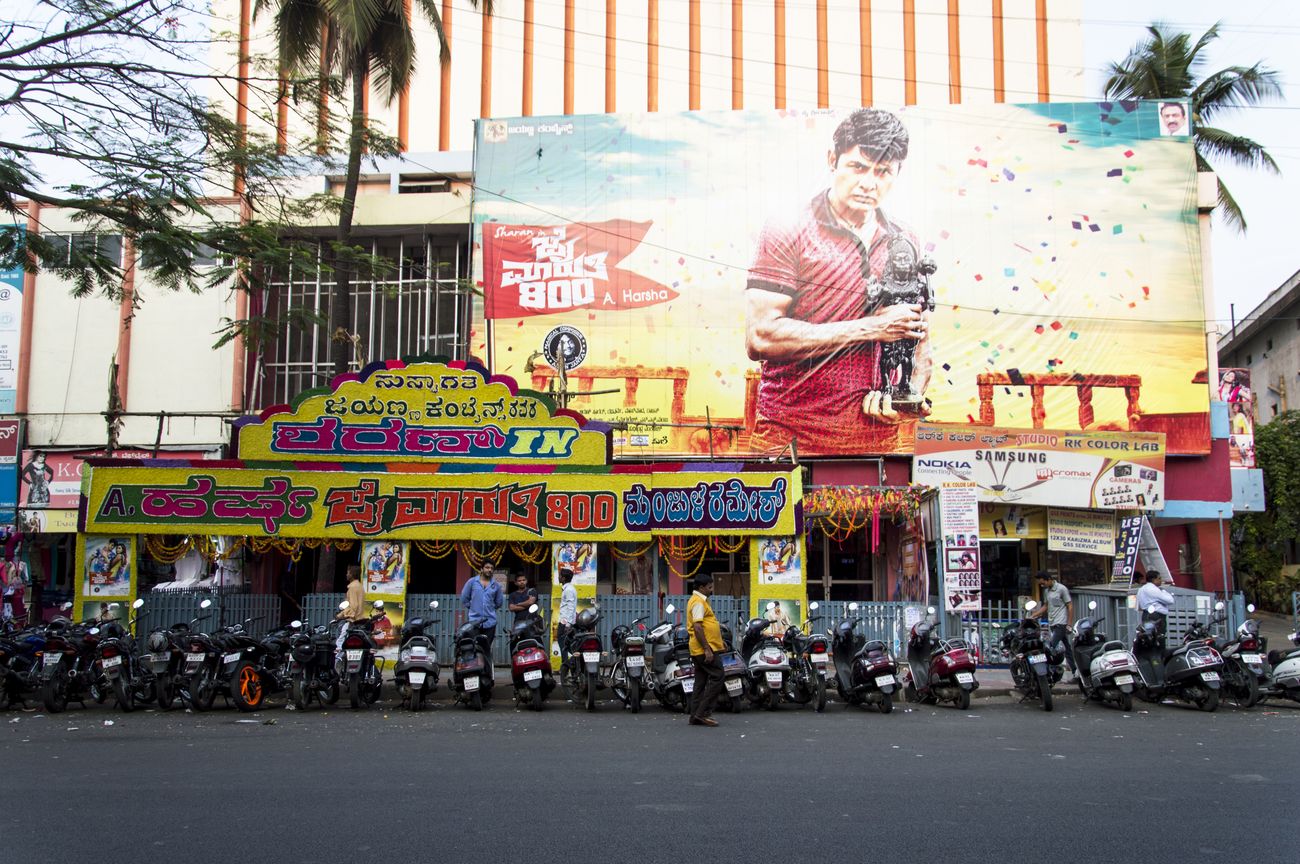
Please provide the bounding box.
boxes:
[1103,22,1281,233]
[254,0,492,372]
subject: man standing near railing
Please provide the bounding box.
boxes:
[1036,572,1074,679]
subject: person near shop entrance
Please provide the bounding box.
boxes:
[1035,572,1074,677]
[687,573,726,727]
[1136,570,1175,636]
[462,562,505,646]
[335,566,366,650]
[556,568,577,663]
[508,573,540,625]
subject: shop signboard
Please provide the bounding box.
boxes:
[1047,508,1116,556]
[0,232,23,414]
[1111,515,1144,583]
[0,419,20,520]
[81,464,802,542]
[913,423,1165,511]
[475,102,1209,459]
[939,482,980,613]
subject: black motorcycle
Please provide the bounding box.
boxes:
[146,599,213,711]
[286,618,343,710]
[338,601,386,709]
[451,620,496,711]
[40,614,106,713]
[95,599,154,712]
[781,603,830,712]
[1183,600,1259,708]
[560,607,603,711]
[998,602,1062,712]
[609,616,649,713]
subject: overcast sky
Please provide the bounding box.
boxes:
[1082,1,1299,332]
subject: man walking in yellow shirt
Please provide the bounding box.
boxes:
[687,573,726,727]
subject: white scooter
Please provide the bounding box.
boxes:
[1069,600,1141,711]
[738,604,792,711]
[1263,626,1300,705]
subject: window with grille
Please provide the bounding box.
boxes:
[253,234,469,408]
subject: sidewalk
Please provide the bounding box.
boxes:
[974,666,1016,699]
[1255,610,1298,651]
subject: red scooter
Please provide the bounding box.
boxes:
[902,607,979,709]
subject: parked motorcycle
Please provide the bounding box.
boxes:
[780,602,830,712]
[286,614,343,711]
[1132,602,1224,711]
[146,598,213,710]
[739,606,790,711]
[560,606,603,711]
[394,601,440,712]
[902,607,979,709]
[1184,601,1262,708]
[509,604,554,711]
[338,599,386,709]
[0,615,52,709]
[609,615,649,713]
[830,602,899,713]
[40,610,106,713]
[451,619,496,711]
[1263,626,1300,705]
[1069,600,1141,711]
[996,600,1062,711]
[646,605,694,713]
[95,599,154,711]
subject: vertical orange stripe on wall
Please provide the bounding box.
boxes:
[689,0,700,110]
[606,0,617,113]
[647,0,659,111]
[439,0,452,150]
[774,0,786,109]
[732,0,743,109]
[991,0,1005,102]
[947,0,961,103]
[398,0,412,147]
[902,0,916,105]
[564,0,575,114]
[859,0,872,106]
[235,0,251,195]
[480,8,493,118]
[523,0,535,115]
[1035,0,1049,101]
[816,0,828,108]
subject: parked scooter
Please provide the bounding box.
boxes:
[646,605,694,713]
[996,600,1062,711]
[609,615,649,713]
[394,601,441,712]
[450,619,496,711]
[830,602,900,713]
[902,607,979,709]
[509,604,554,711]
[739,606,791,711]
[560,606,603,711]
[1262,626,1300,705]
[1069,600,1141,711]
[780,602,830,712]
[1184,601,1263,707]
[1132,602,1224,711]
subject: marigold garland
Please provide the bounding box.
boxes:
[610,541,655,560]
[509,542,550,565]
[457,541,505,569]
[657,536,709,579]
[803,486,926,545]
[710,535,748,554]
[414,539,456,559]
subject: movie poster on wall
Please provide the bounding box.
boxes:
[82,535,133,597]
[363,540,408,597]
[475,103,1209,459]
[756,537,802,585]
[1219,367,1255,468]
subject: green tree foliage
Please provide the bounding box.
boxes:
[1103,22,1282,233]
[1232,412,1300,611]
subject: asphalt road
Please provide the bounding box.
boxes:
[3,682,1298,864]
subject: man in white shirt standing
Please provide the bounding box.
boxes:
[556,568,577,663]
[1135,570,1176,637]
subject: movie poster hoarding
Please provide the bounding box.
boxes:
[913,423,1165,511]
[474,103,1208,459]
[939,483,981,613]
[1219,367,1254,468]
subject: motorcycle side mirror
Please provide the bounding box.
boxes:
[1088,601,1098,611]
[765,602,776,611]
[1146,604,1157,615]
[808,602,819,611]
[1246,603,1255,613]
[926,606,936,615]
[373,600,385,609]
[528,603,539,613]
[199,599,212,610]
[1024,600,1037,612]
[1214,601,1225,611]
[338,600,350,611]
[290,620,303,629]
[132,598,145,609]
[848,602,859,612]
[109,602,120,609]
[61,602,73,611]
[664,604,676,614]
[89,627,100,635]
[430,601,439,610]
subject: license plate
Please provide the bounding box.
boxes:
[345,650,363,661]
[811,652,829,663]
[524,669,542,682]
[1115,674,1134,685]
[1028,653,1047,664]
[1241,653,1262,664]
[725,678,743,694]
[44,655,60,667]
[876,674,895,686]
[410,647,428,658]
[1201,671,1220,682]
[765,671,783,686]
[681,678,695,693]
[222,652,241,665]
[186,653,205,663]
[408,672,426,686]
[626,655,644,667]
[582,652,600,663]
[955,672,974,684]
[464,676,480,691]
[102,656,122,669]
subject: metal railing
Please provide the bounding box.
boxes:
[136,592,282,639]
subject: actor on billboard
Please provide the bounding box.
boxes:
[745,108,934,455]
[1158,102,1189,136]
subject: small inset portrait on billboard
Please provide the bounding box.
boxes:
[1218,368,1251,404]
[746,107,935,457]
[757,598,799,638]
[1135,493,1147,507]
[484,120,508,143]
[542,325,587,372]
[1158,102,1189,136]
[1230,401,1253,436]
[21,451,53,507]
[991,519,1007,537]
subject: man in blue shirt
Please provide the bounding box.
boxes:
[461,562,505,645]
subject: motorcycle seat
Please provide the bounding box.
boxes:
[1268,648,1300,666]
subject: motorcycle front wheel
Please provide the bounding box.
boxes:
[232,663,265,712]
[190,666,217,711]
[42,674,69,713]
[628,677,641,714]
[112,677,135,712]
[290,676,309,710]
[1039,675,1053,712]
[813,675,827,713]
[585,672,597,711]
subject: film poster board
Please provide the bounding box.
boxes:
[939,483,981,613]
[74,534,137,622]
[549,543,599,670]
[750,536,806,636]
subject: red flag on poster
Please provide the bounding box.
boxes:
[481,219,678,319]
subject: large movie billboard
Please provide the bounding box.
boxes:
[474,102,1208,458]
